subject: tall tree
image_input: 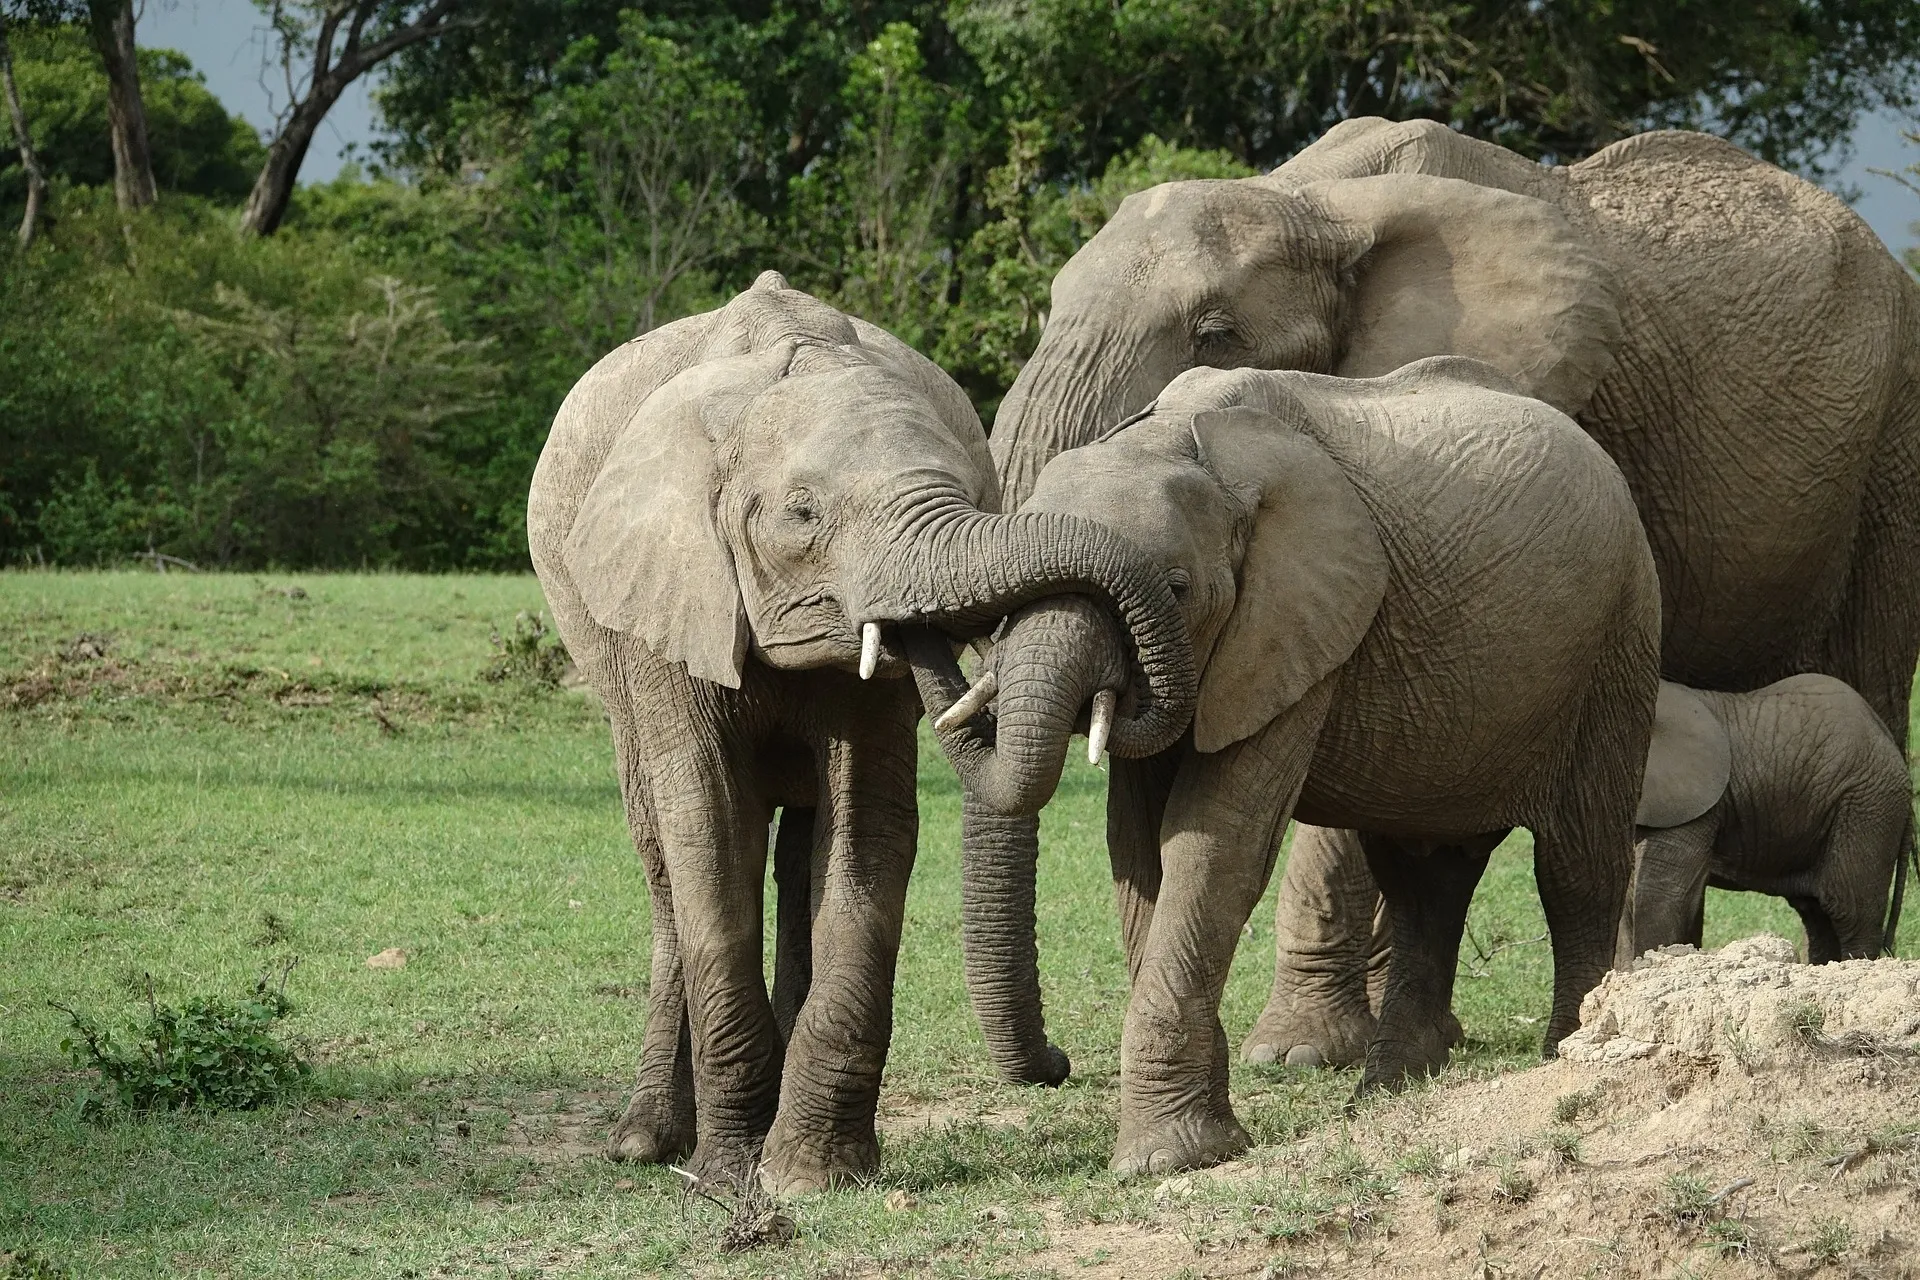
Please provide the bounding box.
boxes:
[0,11,50,244]
[84,0,152,207]
[241,0,473,236]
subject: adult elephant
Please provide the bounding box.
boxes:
[972,118,1920,1081]
[527,273,1194,1193]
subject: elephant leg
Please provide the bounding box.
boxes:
[1357,834,1496,1095]
[1533,805,1635,1057]
[1625,814,1717,959]
[761,680,920,1196]
[606,799,698,1165]
[1241,826,1381,1069]
[961,803,1071,1086]
[1808,792,1909,960]
[1111,686,1326,1180]
[771,806,817,1044]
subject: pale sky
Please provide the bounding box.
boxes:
[139,0,1919,258]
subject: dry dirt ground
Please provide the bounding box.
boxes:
[923,937,1920,1280]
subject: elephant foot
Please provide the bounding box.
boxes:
[1110,1108,1250,1181]
[758,1126,881,1197]
[1354,1026,1455,1098]
[997,1041,1072,1088]
[1240,995,1376,1069]
[679,1136,770,1191]
[604,1092,695,1165]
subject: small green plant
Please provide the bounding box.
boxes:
[1659,1172,1716,1226]
[1782,999,1827,1046]
[1397,1143,1441,1177]
[1552,1086,1601,1124]
[480,611,570,688]
[0,1247,72,1279]
[52,965,309,1114]
[1704,1218,1756,1257]
[1806,1216,1853,1264]
[1541,1127,1583,1169]
[1491,1160,1534,1203]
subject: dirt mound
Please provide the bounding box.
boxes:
[1033,936,1920,1279]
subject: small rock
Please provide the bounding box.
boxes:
[615,1177,635,1191]
[365,947,408,969]
[883,1189,916,1212]
[1442,1146,1477,1172]
[976,1205,1010,1223]
[568,899,584,910]
[1153,1175,1197,1201]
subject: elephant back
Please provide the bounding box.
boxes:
[1271,116,1556,199]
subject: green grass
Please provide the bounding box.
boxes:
[1,572,1912,1277]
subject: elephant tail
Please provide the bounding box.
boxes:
[1881,811,1914,958]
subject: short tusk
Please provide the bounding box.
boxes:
[859,622,882,680]
[1088,689,1116,765]
[934,670,997,732]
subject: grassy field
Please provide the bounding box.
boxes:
[1,573,1910,1278]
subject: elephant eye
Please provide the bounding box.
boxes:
[1193,316,1241,354]
[784,489,821,523]
[1165,567,1191,600]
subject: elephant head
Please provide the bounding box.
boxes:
[991,152,1622,508]
[533,272,1195,757]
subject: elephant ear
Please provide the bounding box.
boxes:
[1189,405,1388,753]
[562,350,789,688]
[1307,173,1622,417]
[1636,682,1732,828]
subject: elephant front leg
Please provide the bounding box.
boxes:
[1626,815,1717,958]
[1357,834,1497,1095]
[761,686,920,1195]
[1112,688,1326,1179]
[1241,826,1382,1068]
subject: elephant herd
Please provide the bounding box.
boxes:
[527,118,1920,1194]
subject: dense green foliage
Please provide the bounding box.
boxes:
[2,5,1917,568]
[55,976,311,1115]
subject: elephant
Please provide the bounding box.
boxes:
[971,116,1920,1077]
[1628,676,1913,963]
[912,356,1663,1176]
[526,272,1195,1193]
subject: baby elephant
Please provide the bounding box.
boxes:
[1631,675,1912,962]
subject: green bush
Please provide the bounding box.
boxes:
[53,972,311,1115]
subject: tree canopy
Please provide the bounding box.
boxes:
[1,3,1915,570]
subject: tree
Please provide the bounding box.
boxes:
[0,12,49,244]
[83,0,151,207]
[241,0,474,235]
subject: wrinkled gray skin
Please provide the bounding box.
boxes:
[977,118,1920,1077]
[527,273,1193,1194]
[1628,677,1912,963]
[918,358,1662,1176]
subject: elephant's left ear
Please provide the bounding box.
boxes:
[1190,407,1388,753]
[562,356,776,688]
[1637,682,1732,827]
[1309,173,1623,417]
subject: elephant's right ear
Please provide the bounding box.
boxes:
[1190,406,1388,753]
[1308,173,1622,417]
[1636,682,1731,828]
[562,371,752,689]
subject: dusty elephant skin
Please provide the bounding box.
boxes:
[920,359,1662,1177]
[1629,676,1913,963]
[980,117,1920,1075]
[526,273,1194,1195]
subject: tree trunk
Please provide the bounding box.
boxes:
[239,92,336,236]
[1,16,49,247]
[87,0,156,210]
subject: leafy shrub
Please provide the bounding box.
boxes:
[53,970,310,1114]
[0,1247,71,1279]
[481,611,570,688]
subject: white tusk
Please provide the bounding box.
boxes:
[1088,689,1116,765]
[934,671,997,732]
[859,622,882,680]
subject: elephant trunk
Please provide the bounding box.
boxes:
[960,800,1070,1085]
[890,505,1193,781]
[991,324,1156,512]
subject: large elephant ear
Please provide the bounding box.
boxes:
[1188,404,1388,753]
[1307,173,1622,417]
[562,350,789,688]
[1636,682,1732,828]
